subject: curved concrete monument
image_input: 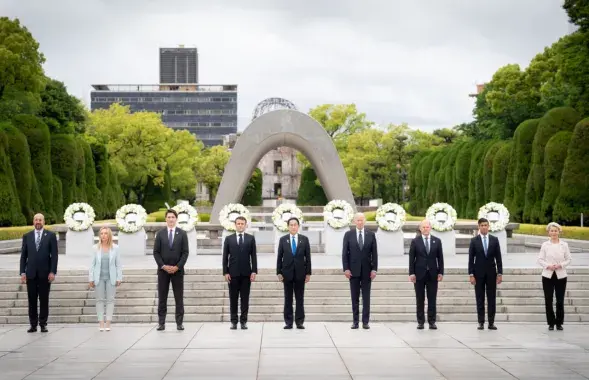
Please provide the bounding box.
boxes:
[210,109,355,223]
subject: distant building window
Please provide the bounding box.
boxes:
[274,161,282,175]
[274,183,282,197]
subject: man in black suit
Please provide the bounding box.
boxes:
[276,217,311,329]
[409,219,444,330]
[153,209,189,331]
[468,217,503,330]
[222,216,258,330]
[20,213,58,333]
[342,212,378,329]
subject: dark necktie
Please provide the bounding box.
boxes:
[168,229,173,249]
[358,231,364,250]
[35,231,41,251]
[425,237,430,254]
[239,233,243,246]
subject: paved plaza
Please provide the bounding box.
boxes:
[1,322,589,379]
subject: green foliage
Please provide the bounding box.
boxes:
[515,223,589,240]
[418,153,436,213]
[467,141,491,217]
[408,151,428,213]
[29,171,45,221]
[503,141,516,216]
[195,145,230,203]
[50,134,77,208]
[454,143,473,216]
[491,141,513,202]
[0,130,26,226]
[297,167,328,206]
[52,175,63,220]
[443,145,461,211]
[435,149,450,203]
[563,0,589,31]
[427,152,444,205]
[511,119,540,222]
[541,131,573,223]
[554,118,589,224]
[38,78,87,134]
[144,166,173,214]
[74,138,87,202]
[241,168,262,206]
[483,142,502,204]
[525,107,581,223]
[79,138,103,218]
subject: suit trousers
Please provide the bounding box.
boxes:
[229,275,251,324]
[414,270,438,324]
[27,275,51,327]
[283,278,305,326]
[95,281,116,321]
[157,270,184,325]
[474,273,497,324]
[542,272,567,326]
[350,275,372,325]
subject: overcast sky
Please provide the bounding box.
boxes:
[2,0,573,132]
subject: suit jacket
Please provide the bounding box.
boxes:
[276,234,311,282]
[20,229,58,279]
[468,234,503,278]
[153,227,189,273]
[342,228,378,278]
[538,240,572,279]
[222,232,258,277]
[408,234,444,280]
[89,244,123,286]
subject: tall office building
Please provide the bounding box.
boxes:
[159,46,198,83]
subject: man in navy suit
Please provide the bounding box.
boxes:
[469,217,503,330]
[20,213,58,333]
[409,220,444,330]
[276,217,311,329]
[342,213,378,329]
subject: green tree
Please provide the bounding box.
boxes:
[435,148,451,203]
[427,152,444,205]
[52,175,63,220]
[0,17,46,119]
[297,167,328,206]
[39,78,88,134]
[0,129,26,225]
[491,141,513,202]
[454,143,473,216]
[408,151,428,214]
[541,131,573,223]
[195,145,230,203]
[443,145,462,211]
[241,168,263,206]
[79,137,103,218]
[483,142,503,204]
[563,0,589,30]
[144,166,172,213]
[467,141,492,217]
[51,134,78,208]
[511,119,540,222]
[554,118,589,223]
[166,130,204,201]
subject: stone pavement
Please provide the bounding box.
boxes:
[1,322,589,379]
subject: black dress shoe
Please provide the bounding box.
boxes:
[230,323,237,330]
[488,324,497,330]
[417,323,424,330]
[477,323,484,330]
[556,325,563,331]
[362,324,370,329]
[296,324,305,329]
[177,324,184,331]
[351,323,359,329]
[284,325,293,329]
[157,324,165,331]
[241,323,248,330]
[548,325,554,331]
[27,326,37,333]
[40,326,48,333]
[429,323,437,330]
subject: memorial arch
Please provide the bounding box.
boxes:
[210,109,355,223]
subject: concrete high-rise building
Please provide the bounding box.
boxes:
[159,46,198,84]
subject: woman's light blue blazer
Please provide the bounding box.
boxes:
[89,244,123,286]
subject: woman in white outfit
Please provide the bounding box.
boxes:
[89,227,122,331]
[537,222,572,331]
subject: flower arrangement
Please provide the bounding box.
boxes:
[478,202,510,232]
[272,204,304,232]
[425,203,457,232]
[172,203,199,232]
[115,204,147,233]
[323,199,354,229]
[64,202,95,231]
[218,203,251,231]
[375,203,406,231]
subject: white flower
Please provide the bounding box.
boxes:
[63,203,96,232]
[272,204,304,232]
[478,202,510,232]
[218,203,251,231]
[116,204,147,234]
[376,203,407,231]
[172,203,199,232]
[323,200,354,229]
[425,203,458,232]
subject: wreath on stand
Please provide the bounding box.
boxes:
[425,203,457,232]
[172,203,199,232]
[478,202,510,232]
[218,203,251,232]
[116,204,147,234]
[323,200,354,229]
[375,203,406,231]
[272,204,304,232]
[64,202,96,231]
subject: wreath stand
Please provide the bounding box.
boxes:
[430,229,456,256]
[186,228,198,263]
[65,228,95,256]
[376,228,405,256]
[489,229,507,257]
[325,222,347,256]
[118,228,147,256]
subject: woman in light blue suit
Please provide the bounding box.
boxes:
[89,227,123,331]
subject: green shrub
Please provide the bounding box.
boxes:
[144,167,173,214]
[511,119,540,222]
[79,138,103,218]
[51,134,77,207]
[74,138,87,202]
[0,130,26,226]
[467,141,492,218]
[483,141,502,204]
[444,145,461,212]
[541,131,573,223]
[297,167,328,206]
[427,152,443,205]
[491,141,512,202]
[241,168,263,206]
[454,143,473,216]
[408,151,428,210]
[52,175,64,221]
[419,153,436,213]
[515,224,589,240]
[435,150,450,203]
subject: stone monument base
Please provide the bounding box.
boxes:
[376,228,405,255]
[430,229,456,255]
[186,228,198,263]
[490,229,507,256]
[65,229,95,257]
[325,223,347,256]
[118,229,147,256]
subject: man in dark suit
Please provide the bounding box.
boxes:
[276,217,311,329]
[222,216,258,330]
[20,213,58,333]
[468,217,503,330]
[342,213,378,329]
[409,219,444,330]
[153,209,189,331]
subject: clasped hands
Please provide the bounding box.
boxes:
[547,264,562,271]
[162,265,179,274]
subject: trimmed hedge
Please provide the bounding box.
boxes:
[483,141,502,204]
[79,138,103,218]
[297,167,328,206]
[144,166,173,214]
[554,118,589,224]
[541,131,573,223]
[427,152,443,205]
[52,175,64,220]
[74,138,87,202]
[435,150,450,203]
[454,143,473,216]
[241,168,263,206]
[444,144,461,212]
[491,141,512,202]
[419,153,436,214]
[0,130,26,226]
[503,141,515,214]
[515,224,589,241]
[512,119,540,222]
[51,134,78,208]
[467,141,491,218]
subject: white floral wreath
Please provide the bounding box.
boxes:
[426,203,457,232]
[172,203,199,232]
[219,203,251,232]
[323,199,354,229]
[116,204,147,234]
[478,202,510,232]
[376,203,406,232]
[272,204,304,232]
[63,202,95,232]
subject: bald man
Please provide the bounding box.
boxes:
[20,214,58,333]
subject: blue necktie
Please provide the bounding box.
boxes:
[483,236,488,257]
[291,236,297,256]
[169,229,173,249]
